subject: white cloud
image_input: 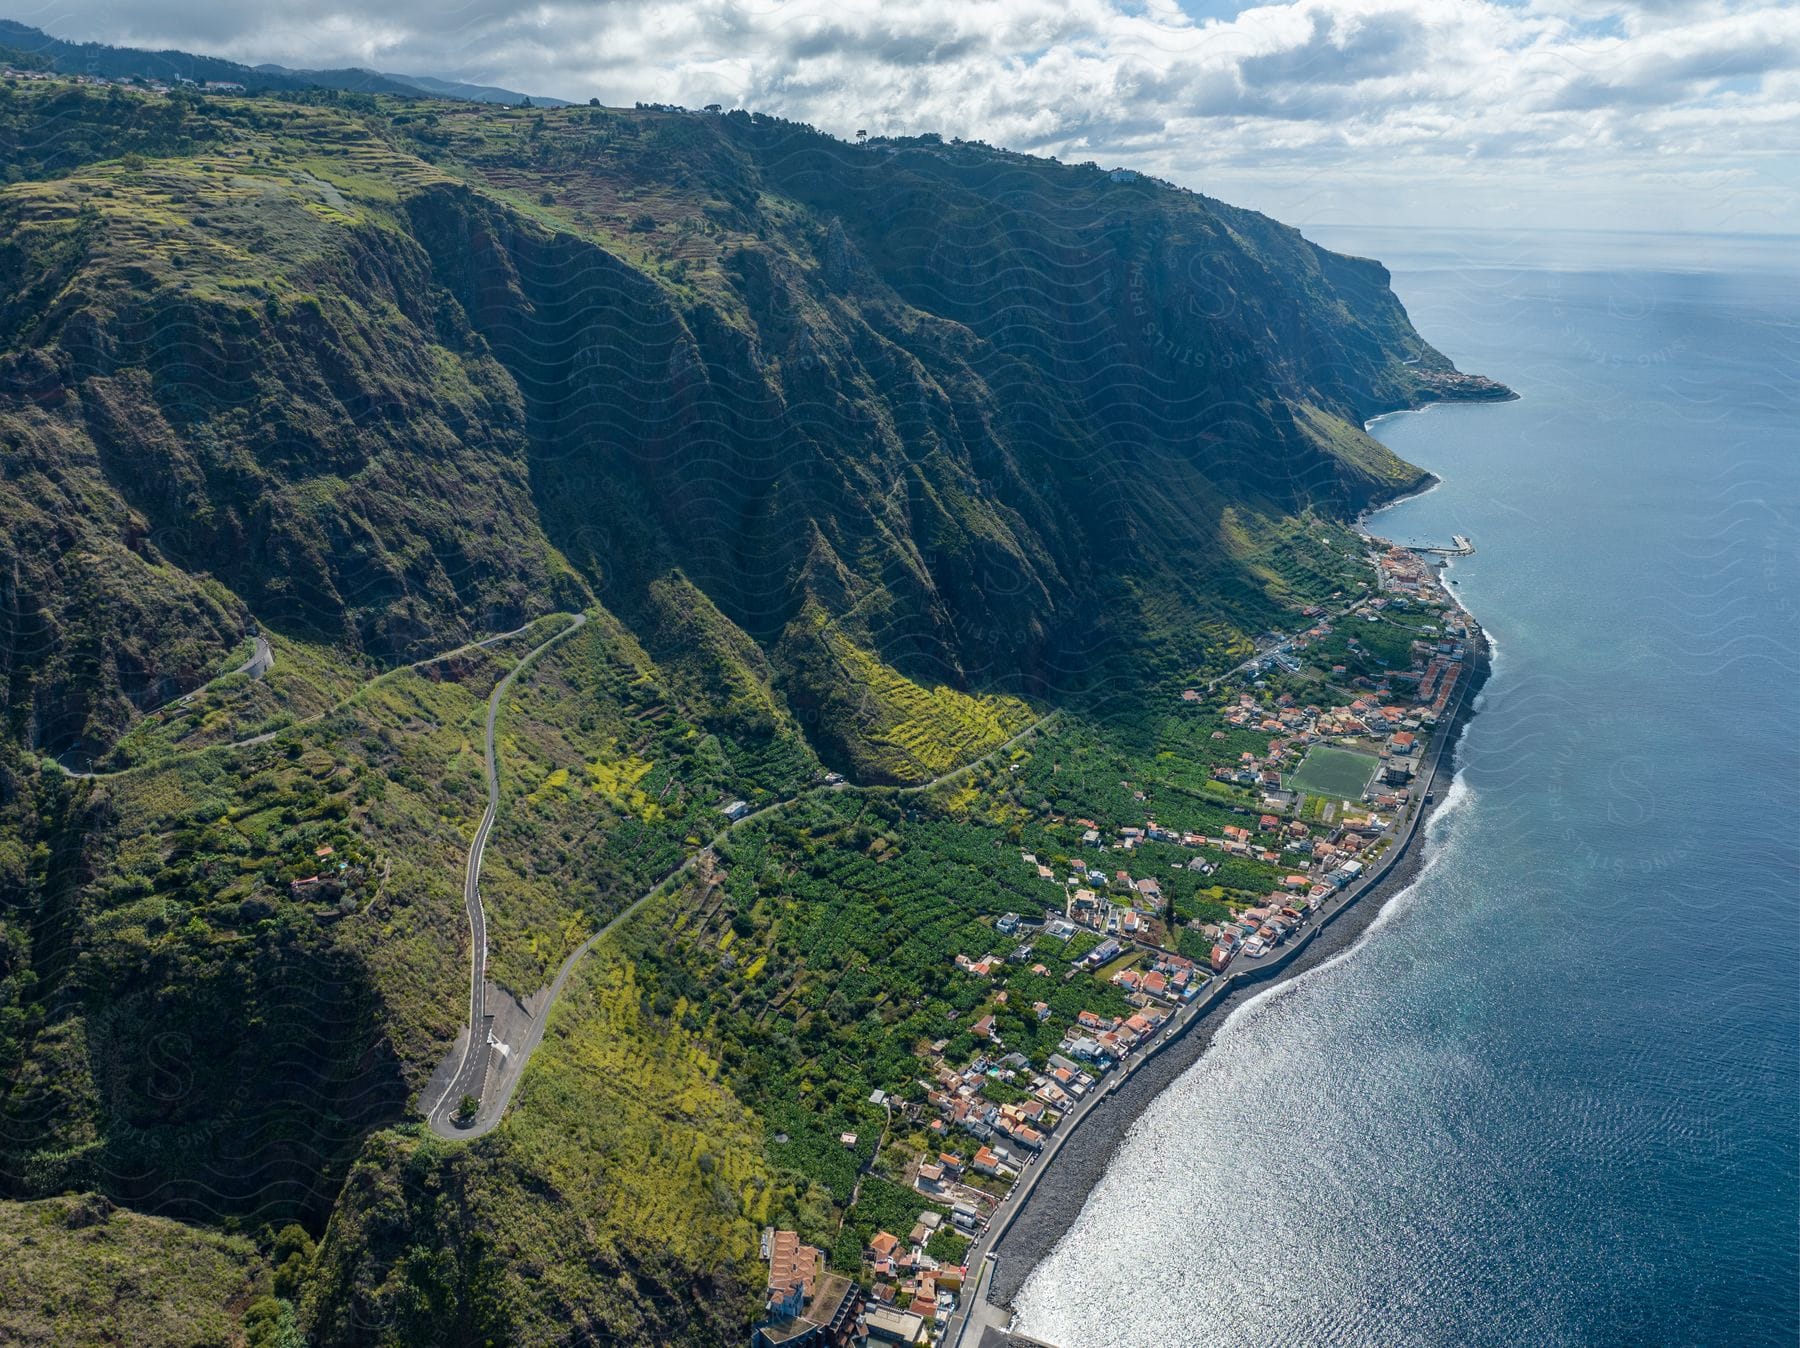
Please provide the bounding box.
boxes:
[25,0,1800,231]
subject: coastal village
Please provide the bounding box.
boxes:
[752,539,1481,1347]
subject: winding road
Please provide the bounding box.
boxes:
[425,613,588,1134]
[238,633,275,681]
[41,595,1053,1142]
[429,704,1061,1139]
[421,585,1435,1143]
[51,620,550,780]
[51,633,273,777]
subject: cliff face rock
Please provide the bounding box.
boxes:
[0,82,1512,1345]
[0,92,1501,765]
[1411,369,1518,402]
[390,128,1475,754]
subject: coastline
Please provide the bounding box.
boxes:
[977,619,1495,1319]
[1358,386,1522,519]
[1359,468,1442,517]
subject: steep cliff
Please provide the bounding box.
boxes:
[0,74,1509,1346]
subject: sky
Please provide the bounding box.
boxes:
[12,0,1799,236]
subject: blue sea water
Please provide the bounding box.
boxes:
[1011,229,1800,1347]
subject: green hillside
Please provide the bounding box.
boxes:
[0,69,1508,1346]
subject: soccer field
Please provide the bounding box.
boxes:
[1287,746,1381,800]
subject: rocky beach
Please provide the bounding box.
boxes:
[986,633,1494,1311]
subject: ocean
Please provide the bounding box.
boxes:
[1009,229,1800,1347]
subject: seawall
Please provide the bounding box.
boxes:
[983,633,1492,1309]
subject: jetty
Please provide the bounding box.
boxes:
[1407,534,1474,556]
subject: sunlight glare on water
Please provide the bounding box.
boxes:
[1012,230,1800,1348]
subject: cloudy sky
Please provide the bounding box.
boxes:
[15,0,1799,234]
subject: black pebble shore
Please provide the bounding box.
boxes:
[989,638,1493,1309]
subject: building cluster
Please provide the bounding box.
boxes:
[1210,686,1434,803]
[754,1225,955,1347]
[2,67,244,94]
[753,1229,864,1348]
[865,1221,970,1330]
[759,538,1474,1348]
[1066,1004,1172,1065]
[922,1054,1062,1162]
[754,1198,985,1344]
[1112,949,1202,1002]
[1198,894,1322,967]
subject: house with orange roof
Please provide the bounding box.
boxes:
[765,1229,819,1319]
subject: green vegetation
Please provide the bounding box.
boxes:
[926,1226,972,1264]
[0,1194,272,1346]
[478,610,817,991]
[1286,746,1381,800]
[0,63,1504,1348]
[303,923,786,1346]
[797,611,1038,783]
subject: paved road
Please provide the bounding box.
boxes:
[51,619,551,780]
[941,626,1481,1348]
[426,613,588,1134]
[52,631,275,777]
[238,634,274,681]
[436,710,1063,1139]
[1200,583,1382,698]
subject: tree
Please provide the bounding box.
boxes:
[455,1094,479,1125]
[269,1222,315,1299]
[244,1297,305,1348]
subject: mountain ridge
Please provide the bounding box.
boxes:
[0,20,568,106]
[0,63,1511,1348]
[0,81,1510,777]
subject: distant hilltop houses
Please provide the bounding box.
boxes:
[0,66,241,93]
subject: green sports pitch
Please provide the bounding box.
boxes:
[1287,746,1381,800]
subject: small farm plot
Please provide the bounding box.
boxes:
[1287,746,1381,800]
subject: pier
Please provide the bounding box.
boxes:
[1407,533,1474,556]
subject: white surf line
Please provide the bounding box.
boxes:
[1214,697,1482,1038]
